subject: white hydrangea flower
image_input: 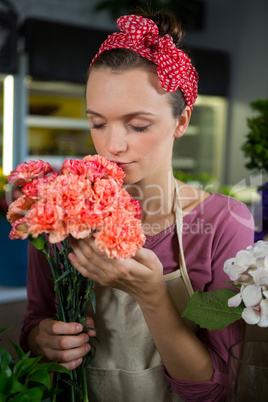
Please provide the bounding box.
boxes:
[242,299,268,327]
[226,241,268,328]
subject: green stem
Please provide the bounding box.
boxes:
[46,255,67,322]
[82,362,89,402]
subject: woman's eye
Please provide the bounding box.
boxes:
[132,125,150,132]
[92,123,105,130]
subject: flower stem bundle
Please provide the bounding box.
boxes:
[6,155,145,401]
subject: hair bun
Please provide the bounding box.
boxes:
[133,8,184,48]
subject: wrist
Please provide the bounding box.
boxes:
[136,280,169,312]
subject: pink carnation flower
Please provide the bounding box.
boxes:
[61,159,87,177]
[82,155,125,184]
[7,195,35,224]
[27,175,93,243]
[22,172,58,199]
[94,210,146,259]
[9,217,29,240]
[8,160,53,186]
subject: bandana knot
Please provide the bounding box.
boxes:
[90,15,199,110]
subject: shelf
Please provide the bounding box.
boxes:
[172,158,197,169]
[0,286,27,304]
[26,115,90,130]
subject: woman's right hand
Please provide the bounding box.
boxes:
[31,316,96,371]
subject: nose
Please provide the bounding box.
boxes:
[107,127,127,155]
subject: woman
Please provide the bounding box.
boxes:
[20,10,254,401]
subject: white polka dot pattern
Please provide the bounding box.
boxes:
[90,15,199,111]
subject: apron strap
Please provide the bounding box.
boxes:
[174,179,194,297]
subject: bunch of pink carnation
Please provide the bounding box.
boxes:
[7,156,145,259]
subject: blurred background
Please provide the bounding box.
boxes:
[0,0,267,348]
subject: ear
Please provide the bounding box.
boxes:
[173,106,191,138]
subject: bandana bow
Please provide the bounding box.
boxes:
[90,15,198,110]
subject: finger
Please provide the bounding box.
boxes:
[41,319,83,336]
[48,342,91,364]
[85,316,96,337]
[132,247,161,271]
[58,357,83,371]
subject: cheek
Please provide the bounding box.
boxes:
[90,133,105,154]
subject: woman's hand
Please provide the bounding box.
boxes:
[68,237,166,306]
[32,316,96,371]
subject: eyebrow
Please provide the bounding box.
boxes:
[86,109,156,118]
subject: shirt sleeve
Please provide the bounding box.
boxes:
[19,241,57,352]
[163,199,255,401]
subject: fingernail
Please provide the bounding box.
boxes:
[68,253,75,263]
[86,344,91,352]
[77,324,83,332]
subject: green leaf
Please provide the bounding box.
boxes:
[0,327,11,334]
[13,355,42,379]
[9,339,25,360]
[182,289,244,331]
[37,362,70,376]
[90,292,96,314]
[52,364,71,375]
[27,369,50,389]
[29,235,46,251]
[0,346,13,367]
[0,364,12,394]
[9,376,27,394]
[11,386,44,401]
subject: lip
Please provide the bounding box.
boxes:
[112,161,133,168]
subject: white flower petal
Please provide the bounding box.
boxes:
[242,307,260,325]
[242,284,262,307]
[263,289,268,298]
[227,264,248,281]
[260,299,268,316]
[228,292,242,307]
[251,268,268,286]
[223,258,235,274]
[258,315,268,327]
[250,240,268,259]
[235,250,256,268]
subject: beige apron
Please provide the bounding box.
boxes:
[86,180,197,401]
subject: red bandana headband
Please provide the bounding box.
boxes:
[90,15,199,111]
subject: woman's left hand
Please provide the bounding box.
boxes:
[68,236,166,304]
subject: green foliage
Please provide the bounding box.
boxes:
[241,99,268,173]
[0,328,70,401]
[182,288,245,331]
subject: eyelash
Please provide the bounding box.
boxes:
[91,124,150,132]
[92,123,105,130]
[132,125,150,132]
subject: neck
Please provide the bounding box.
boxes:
[124,170,176,220]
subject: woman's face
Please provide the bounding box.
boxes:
[86,68,186,186]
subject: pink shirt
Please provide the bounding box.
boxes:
[20,193,254,401]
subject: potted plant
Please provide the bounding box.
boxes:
[241,99,268,241]
[0,328,70,401]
